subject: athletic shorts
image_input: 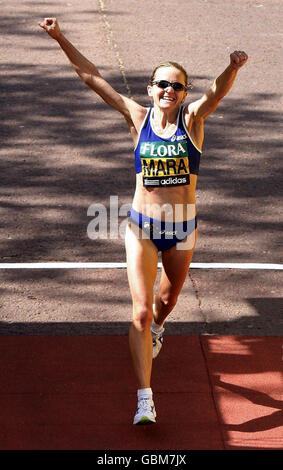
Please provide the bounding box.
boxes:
[128,207,197,252]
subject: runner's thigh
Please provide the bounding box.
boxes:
[159,230,198,299]
[125,224,159,310]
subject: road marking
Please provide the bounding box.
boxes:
[98,0,132,98]
[0,262,282,270]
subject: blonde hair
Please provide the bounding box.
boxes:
[149,61,191,88]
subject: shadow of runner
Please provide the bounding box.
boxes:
[214,374,283,433]
[201,336,283,449]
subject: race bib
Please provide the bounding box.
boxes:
[140,141,190,187]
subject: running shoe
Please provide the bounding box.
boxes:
[152,329,164,359]
[133,397,156,425]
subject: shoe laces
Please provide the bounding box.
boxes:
[137,397,153,412]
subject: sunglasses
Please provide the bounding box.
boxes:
[151,80,188,91]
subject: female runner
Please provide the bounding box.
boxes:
[39,18,248,425]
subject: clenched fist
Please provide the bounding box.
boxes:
[230,50,248,70]
[38,18,62,40]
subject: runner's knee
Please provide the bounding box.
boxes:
[132,305,153,331]
[158,293,178,311]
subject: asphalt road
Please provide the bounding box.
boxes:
[1,0,282,334]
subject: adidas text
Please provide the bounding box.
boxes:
[161,177,187,185]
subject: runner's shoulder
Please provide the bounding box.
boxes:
[121,95,148,130]
[184,100,204,122]
[183,101,204,133]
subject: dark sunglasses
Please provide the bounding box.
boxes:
[151,80,188,91]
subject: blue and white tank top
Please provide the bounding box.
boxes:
[134,106,201,188]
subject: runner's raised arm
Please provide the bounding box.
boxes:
[38,18,145,134]
[189,50,248,120]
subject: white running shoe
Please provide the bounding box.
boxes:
[133,397,156,425]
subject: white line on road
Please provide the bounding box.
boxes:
[0,262,282,270]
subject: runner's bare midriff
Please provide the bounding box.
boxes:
[132,173,197,221]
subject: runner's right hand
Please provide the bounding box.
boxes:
[38,18,62,40]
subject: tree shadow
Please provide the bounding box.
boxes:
[0,292,281,335]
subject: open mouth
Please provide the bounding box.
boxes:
[161,96,175,102]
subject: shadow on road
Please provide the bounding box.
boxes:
[1,66,282,263]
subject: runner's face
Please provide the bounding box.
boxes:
[148,67,187,110]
